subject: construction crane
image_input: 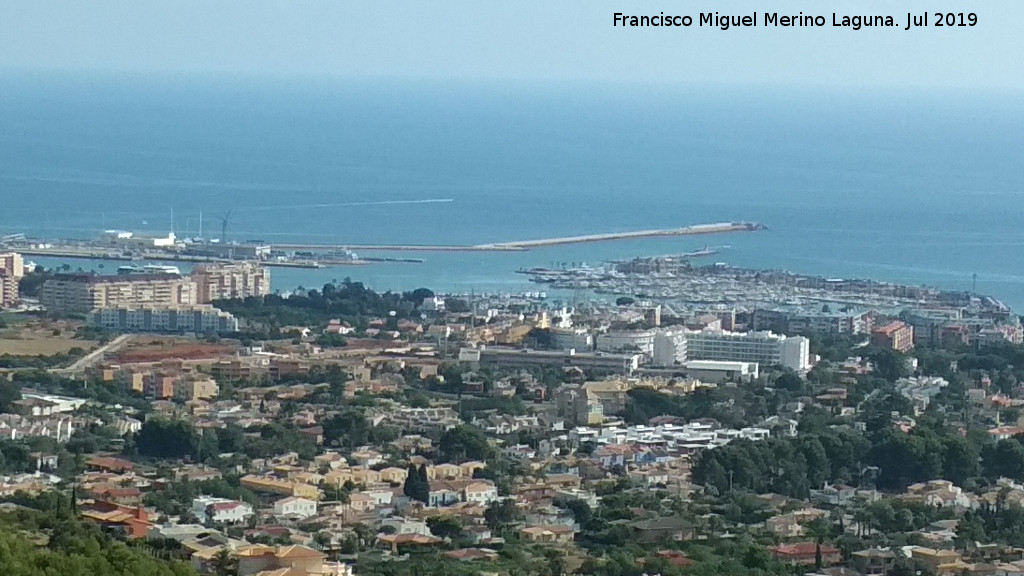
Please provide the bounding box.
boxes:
[218,211,232,243]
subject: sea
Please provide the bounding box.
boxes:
[1,72,1023,308]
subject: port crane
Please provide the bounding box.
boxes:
[218,211,232,243]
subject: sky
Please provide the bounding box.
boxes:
[0,0,1022,90]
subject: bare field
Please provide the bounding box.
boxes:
[0,320,97,356]
[113,336,237,363]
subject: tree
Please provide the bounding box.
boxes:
[212,548,236,576]
[866,346,910,382]
[426,515,464,540]
[615,296,635,306]
[983,438,1024,480]
[403,464,429,504]
[773,371,804,393]
[0,379,21,413]
[135,418,198,459]
[484,498,519,530]
[445,298,471,313]
[439,425,493,462]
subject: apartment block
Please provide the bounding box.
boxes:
[42,273,197,315]
[175,376,220,402]
[871,320,915,352]
[144,372,176,400]
[87,304,238,333]
[191,262,270,304]
[752,307,873,335]
[0,252,24,307]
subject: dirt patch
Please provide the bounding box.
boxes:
[0,319,97,356]
[343,338,402,351]
[112,337,237,363]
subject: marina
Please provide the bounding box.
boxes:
[519,254,1009,316]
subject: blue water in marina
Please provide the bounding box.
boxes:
[1,72,1023,307]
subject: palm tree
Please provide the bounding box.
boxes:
[351,522,375,551]
[212,548,236,576]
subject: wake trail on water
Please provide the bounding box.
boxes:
[237,198,455,212]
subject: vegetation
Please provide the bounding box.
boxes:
[403,463,430,503]
[214,279,434,328]
[0,493,196,576]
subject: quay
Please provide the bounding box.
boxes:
[15,247,331,269]
[483,222,763,249]
[276,222,765,252]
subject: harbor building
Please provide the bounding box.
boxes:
[871,321,915,352]
[99,230,177,248]
[685,328,811,372]
[87,305,239,333]
[0,251,25,308]
[191,262,271,303]
[41,273,197,315]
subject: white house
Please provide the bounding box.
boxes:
[463,481,499,505]
[273,496,317,519]
[192,496,254,524]
[380,517,431,536]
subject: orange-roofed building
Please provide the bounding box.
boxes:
[769,542,841,566]
[872,321,915,353]
[80,501,151,539]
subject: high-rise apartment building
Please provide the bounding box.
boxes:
[0,252,24,308]
[191,262,270,303]
[871,321,915,353]
[41,273,197,315]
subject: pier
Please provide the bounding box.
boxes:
[275,222,764,252]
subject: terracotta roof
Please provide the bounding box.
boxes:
[274,545,324,560]
[771,542,840,557]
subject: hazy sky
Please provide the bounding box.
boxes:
[1,0,1022,89]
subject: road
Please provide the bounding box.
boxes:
[50,333,133,376]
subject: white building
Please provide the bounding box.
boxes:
[683,360,759,383]
[464,481,500,505]
[652,330,688,367]
[192,496,254,524]
[380,517,431,536]
[895,376,949,414]
[272,496,317,519]
[684,329,810,371]
[596,329,658,355]
[88,304,239,333]
[550,327,594,351]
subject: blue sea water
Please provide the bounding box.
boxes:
[1,73,1023,307]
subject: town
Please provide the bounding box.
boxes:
[4,246,1024,576]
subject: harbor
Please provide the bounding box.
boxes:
[1,221,765,269]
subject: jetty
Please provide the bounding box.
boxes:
[275,222,765,253]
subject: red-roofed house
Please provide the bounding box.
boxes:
[770,542,841,566]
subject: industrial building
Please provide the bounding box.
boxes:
[42,273,197,315]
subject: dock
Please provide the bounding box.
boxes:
[275,222,764,253]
